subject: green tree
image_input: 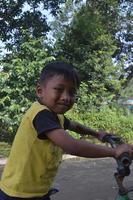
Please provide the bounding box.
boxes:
[52,0,133,105]
[0,38,54,140]
[54,1,123,106]
[0,0,65,51]
[120,78,133,99]
[116,0,133,88]
[50,0,83,44]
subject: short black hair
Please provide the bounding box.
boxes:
[39,61,80,88]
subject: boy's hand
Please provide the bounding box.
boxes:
[97,132,121,144]
[114,143,133,159]
[96,131,109,142]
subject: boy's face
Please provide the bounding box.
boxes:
[36,75,77,114]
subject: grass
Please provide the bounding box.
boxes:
[0,142,11,157]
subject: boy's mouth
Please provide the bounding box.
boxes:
[57,103,71,108]
[58,102,70,106]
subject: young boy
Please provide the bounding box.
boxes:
[0,61,133,200]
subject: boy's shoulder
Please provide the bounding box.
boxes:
[22,101,65,127]
[24,101,49,119]
[32,101,48,110]
[28,101,49,111]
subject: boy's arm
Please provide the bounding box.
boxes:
[67,120,107,141]
[46,129,133,159]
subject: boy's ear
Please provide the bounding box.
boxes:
[36,83,42,97]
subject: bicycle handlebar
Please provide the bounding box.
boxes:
[117,152,131,176]
[102,135,132,176]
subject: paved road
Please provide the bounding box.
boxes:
[1,158,133,200]
[51,158,133,200]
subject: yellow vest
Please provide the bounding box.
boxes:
[0,102,64,198]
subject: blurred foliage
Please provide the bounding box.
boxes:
[66,105,133,143]
[0,38,55,140]
[120,78,133,99]
[0,142,11,157]
[64,81,133,143]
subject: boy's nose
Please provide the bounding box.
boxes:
[61,91,71,101]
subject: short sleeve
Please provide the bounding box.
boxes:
[33,109,62,139]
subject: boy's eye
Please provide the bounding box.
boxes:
[54,87,64,92]
[54,87,77,97]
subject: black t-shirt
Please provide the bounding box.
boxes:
[33,109,70,139]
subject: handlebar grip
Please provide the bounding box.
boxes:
[102,134,132,176]
[102,135,123,147]
[116,152,132,176]
[117,152,132,167]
